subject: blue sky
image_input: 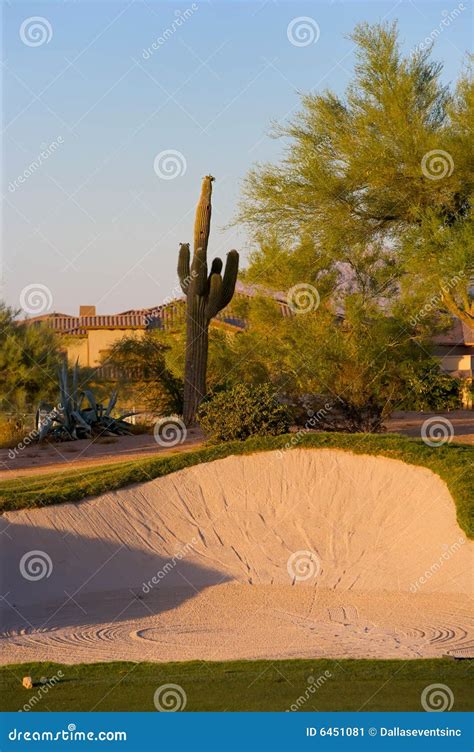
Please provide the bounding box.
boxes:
[2,0,472,315]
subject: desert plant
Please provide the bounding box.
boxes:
[36,361,135,442]
[197,384,291,443]
[178,175,239,425]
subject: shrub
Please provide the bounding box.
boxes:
[0,414,30,449]
[198,384,291,443]
[399,363,462,411]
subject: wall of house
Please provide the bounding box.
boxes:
[64,337,89,367]
[63,329,144,367]
[439,354,473,376]
[86,328,144,367]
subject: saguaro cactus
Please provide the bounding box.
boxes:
[178,176,239,426]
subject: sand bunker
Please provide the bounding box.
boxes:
[1,449,473,663]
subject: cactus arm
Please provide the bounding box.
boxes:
[205,273,223,319]
[207,257,223,296]
[209,257,223,276]
[219,250,239,310]
[178,243,191,293]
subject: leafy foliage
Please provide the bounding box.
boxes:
[104,331,183,416]
[0,303,63,412]
[236,22,473,323]
[223,25,473,423]
[397,362,462,411]
[204,293,442,431]
[197,383,291,442]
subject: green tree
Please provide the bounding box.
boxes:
[0,303,62,413]
[104,331,183,415]
[236,22,473,322]
[204,290,452,431]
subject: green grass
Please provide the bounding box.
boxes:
[2,659,472,712]
[2,433,473,536]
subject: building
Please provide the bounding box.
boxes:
[24,285,473,383]
[23,285,290,369]
[433,319,474,378]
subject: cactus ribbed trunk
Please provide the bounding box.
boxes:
[177,176,239,426]
[183,297,208,426]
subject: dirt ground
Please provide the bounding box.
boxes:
[386,410,474,444]
[0,410,472,480]
[0,428,205,479]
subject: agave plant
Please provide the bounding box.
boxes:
[35,361,135,442]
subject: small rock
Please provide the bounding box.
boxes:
[22,676,33,690]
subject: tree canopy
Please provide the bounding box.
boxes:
[0,304,63,413]
[236,22,473,324]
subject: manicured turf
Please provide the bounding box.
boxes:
[1,659,472,712]
[2,433,473,536]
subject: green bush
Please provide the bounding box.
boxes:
[399,363,462,411]
[198,384,291,443]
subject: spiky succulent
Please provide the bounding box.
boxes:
[36,361,135,441]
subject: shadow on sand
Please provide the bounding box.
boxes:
[0,520,230,634]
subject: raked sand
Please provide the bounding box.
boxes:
[1,449,473,663]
